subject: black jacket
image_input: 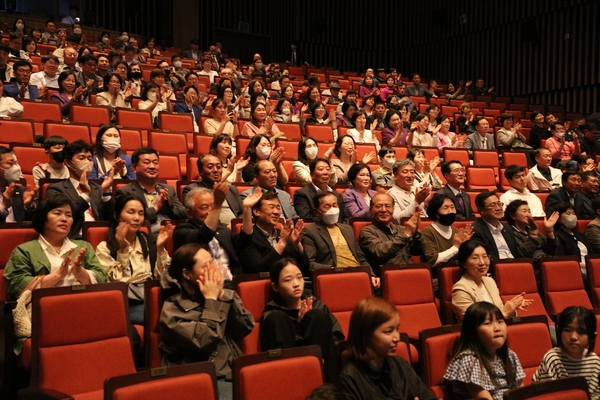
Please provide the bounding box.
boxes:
[472,218,521,259]
[293,185,349,224]
[238,229,310,275]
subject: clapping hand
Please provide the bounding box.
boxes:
[403,212,420,237]
[298,296,313,322]
[157,221,174,252]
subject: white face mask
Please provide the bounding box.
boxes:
[383,158,396,169]
[121,35,129,42]
[321,207,340,225]
[255,63,263,69]
[102,37,110,44]
[281,107,290,115]
[147,92,157,101]
[73,28,82,35]
[560,215,577,229]
[555,131,565,138]
[2,164,22,183]
[16,23,24,30]
[305,147,318,160]
[173,61,182,68]
[72,159,93,175]
[256,146,271,160]
[102,139,121,153]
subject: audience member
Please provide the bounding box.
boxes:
[407,148,443,191]
[331,135,375,185]
[465,117,495,155]
[527,148,563,191]
[115,148,186,235]
[546,120,580,168]
[421,194,474,266]
[387,159,430,222]
[293,158,348,223]
[343,163,375,219]
[240,134,288,186]
[551,202,596,273]
[292,137,336,186]
[580,171,599,219]
[91,125,135,180]
[499,165,545,217]
[32,136,69,189]
[437,162,473,219]
[0,147,35,223]
[544,171,585,218]
[302,192,379,288]
[472,191,520,259]
[3,60,39,100]
[359,193,424,272]
[371,147,396,189]
[586,197,600,254]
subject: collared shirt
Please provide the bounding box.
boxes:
[30,71,59,89]
[484,220,514,259]
[37,235,99,287]
[255,224,278,248]
[311,183,333,194]
[69,177,95,222]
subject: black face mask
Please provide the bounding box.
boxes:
[438,213,457,226]
[131,72,143,80]
[164,70,170,77]
[50,150,65,164]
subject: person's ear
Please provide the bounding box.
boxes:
[182,268,193,281]
[271,282,279,293]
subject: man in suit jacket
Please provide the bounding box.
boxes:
[436,160,473,218]
[181,39,202,62]
[465,118,495,156]
[471,191,520,259]
[293,158,348,223]
[174,183,250,277]
[237,191,309,274]
[115,148,186,235]
[3,60,40,100]
[46,140,114,239]
[544,170,586,218]
[405,73,436,98]
[302,192,380,288]
[579,171,599,219]
[183,154,242,226]
[0,147,36,222]
[239,159,297,220]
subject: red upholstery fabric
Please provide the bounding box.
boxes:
[235,279,271,354]
[588,257,600,307]
[0,226,38,301]
[507,322,552,385]
[111,374,215,400]
[0,118,35,147]
[44,121,91,143]
[439,266,461,324]
[146,284,164,368]
[238,356,323,400]
[83,226,109,251]
[496,262,552,324]
[383,268,441,340]
[159,112,194,132]
[541,260,592,315]
[421,331,459,398]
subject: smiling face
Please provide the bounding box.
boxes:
[309,87,320,102]
[216,139,232,160]
[134,153,160,180]
[187,192,213,223]
[370,194,394,225]
[61,74,76,93]
[355,113,367,129]
[118,199,145,232]
[535,149,552,168]
[253,103,267,122]
[477,312,507,356]
[353,167,371,190]
[463,245,490,281]
[394,162,415,191]
[513,204,532,226]
[419,116,430,130]
[44,204,73,238]
[200,154,222,184]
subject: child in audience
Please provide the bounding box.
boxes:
[261,258,344,383]
[338,297,436,399]
[444,301,525,399]
[32,135,69,189]
[533,306,600,399]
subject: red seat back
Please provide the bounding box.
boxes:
[234,274,271,355]
[541,258,592,315]
[506,316,553,385]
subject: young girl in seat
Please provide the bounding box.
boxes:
[338,297,436,400]
[260,258,344,383]
[444,301,525,399]
[533,306,600,399]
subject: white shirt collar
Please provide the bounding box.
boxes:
[38,234,77,256]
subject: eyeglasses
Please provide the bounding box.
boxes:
[451,168,466,174]
[485,201,504,209]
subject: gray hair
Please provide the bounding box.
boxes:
[392,158,415,174]
[183,187,213,209]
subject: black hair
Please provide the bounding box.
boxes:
[347,162,370,186]
[499,113,514,124]
[63,139,93,161]
[251,192,280,213]
[57,70,77,94]
[94,124,122,162]
[333,135,356,158]
[298,136,318,165]
[378,147,395,159]
[474,190,498,213]
[592,197,600,216]
[78,53,98,66]
[550,121,565,131]
[504,199,528,225]
[562,170,581,184]
[32,194,75,234]
[551,202,575,217]
[106,194,150,260]
[43,136,68,151]
[269,257,300,284]
[426,193,454,221]
[557,306,596,357]
[209,134,233,161]
[341,100,357,115]
[132,148,159,165]
[308,158,330,174]
[441,160,463,176]
[103,72,123,90]
[504,165,525,181]
[315,191,338,208]
[244,134,270,162]
[384,109,400,126]
[530,111,543,122]
[12,60,32,72]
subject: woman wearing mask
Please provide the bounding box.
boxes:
[173,86,202,133]
[13,19,27,35]
[552,202,596,275]
[292,137,336,186]
[90,125,135,180]
[371,147,396,189]
[421,194,474,266]
[138,82,173,122]
[273,98,305,124]
[127,64,144,97]
[240,134,288,186]
[96,32,113,52]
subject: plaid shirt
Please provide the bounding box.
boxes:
[444,349,525,400]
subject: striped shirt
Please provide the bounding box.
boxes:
[533,348,600,400]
